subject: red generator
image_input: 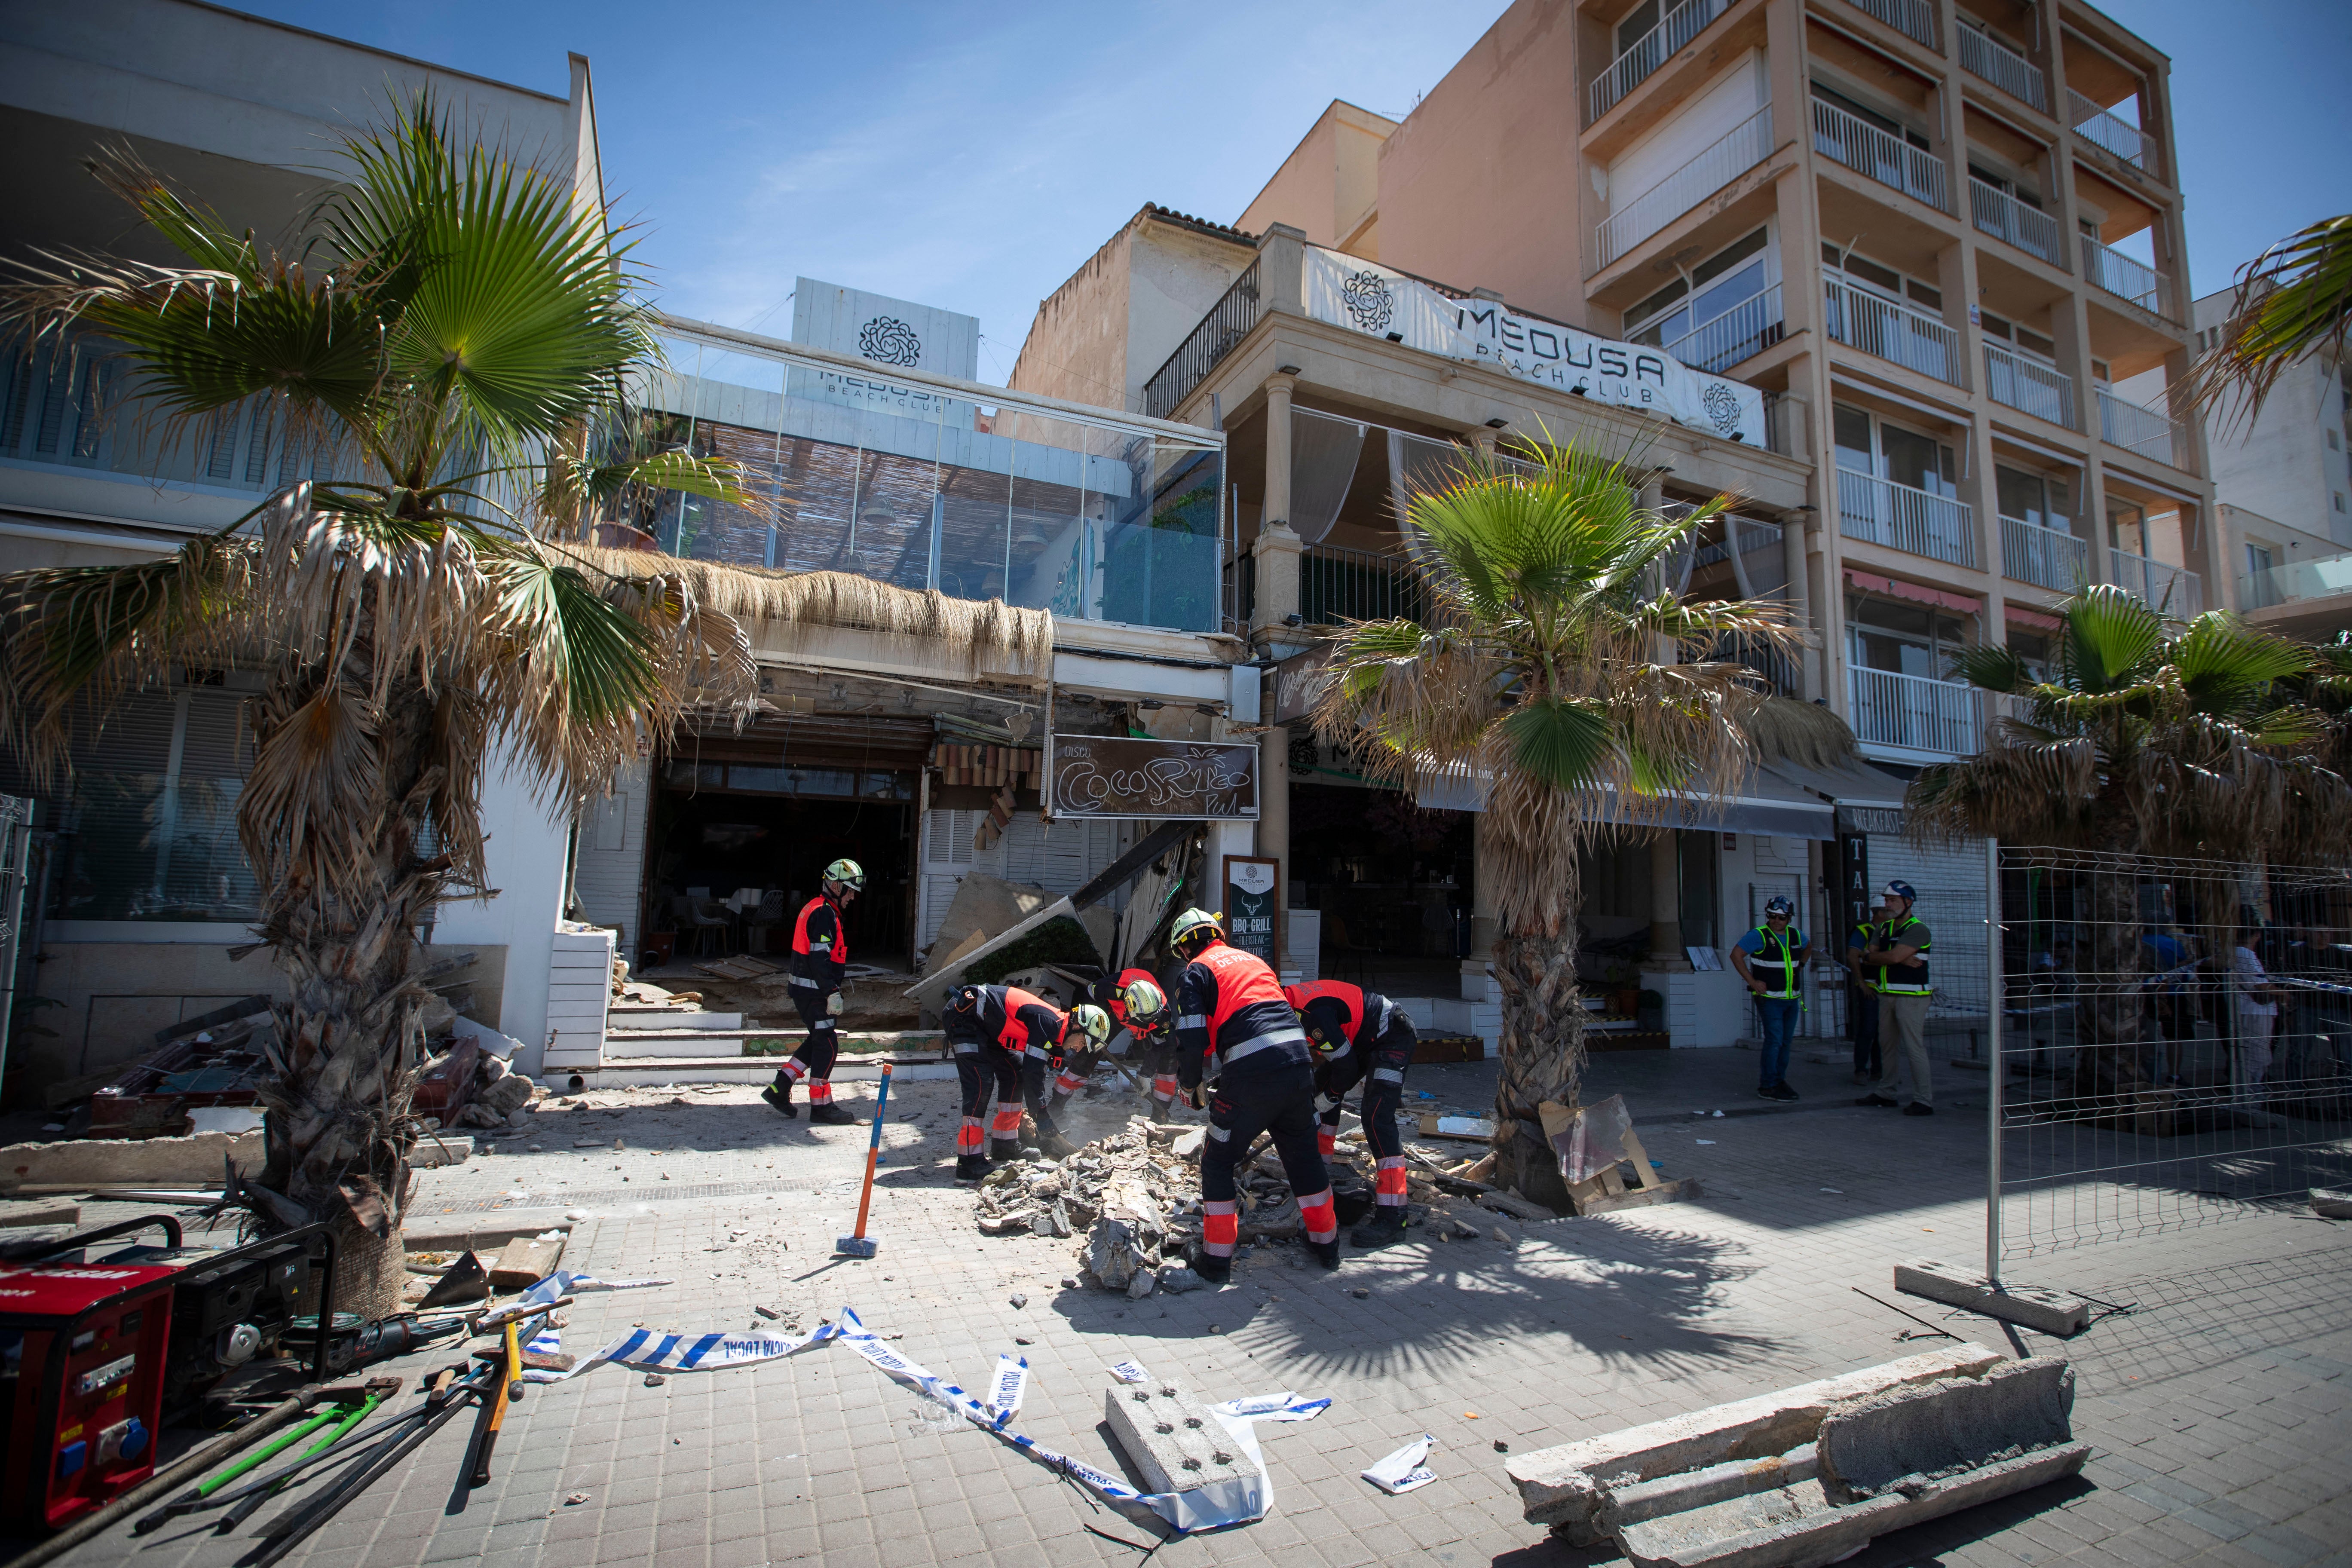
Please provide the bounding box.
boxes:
[0,1220,181,1531]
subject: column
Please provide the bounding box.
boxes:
[1259,722,1290,929]
[1465,811,1502,998]
[1779,506,1820,700]
[1649,831,1688,970]
[1253,373,1304,634]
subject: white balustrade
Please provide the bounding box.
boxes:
[1850,666,1982,756]
[1823,277,1963,385]
[1597,107,1773,267]
[1838,468,1977,567]
[1812,97,1951,211]
[1984,342,2076,428]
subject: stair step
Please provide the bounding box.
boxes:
[599,1029,949,1060]
[569,1057,959,1087]
[608,1009,746,1032]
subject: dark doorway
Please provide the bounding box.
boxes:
[1288,782,1473,993]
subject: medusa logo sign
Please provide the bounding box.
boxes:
[1702,382,1743,436]
[1341,270,1395,333]
[857,315,923,367]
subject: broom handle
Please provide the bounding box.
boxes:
[850,1064,892,1240]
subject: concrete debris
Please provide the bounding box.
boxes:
[2313,1186,2352,1220]
[1158,1263,1203,1294]
[1008,1293,1028,1309]
[1126,1269,1157,1300]
[1105,1381,1252,1497]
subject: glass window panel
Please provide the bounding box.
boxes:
[1834,405,1875,472]
[1906,280,1943,309]
[1628,276,1689,325]
[1879,425,1947,493]
[1690,258,1767,326]
[1692,228,1768,287]
[727,765,790,793]
[666,761,723,789]
[1841,253,1903,294]
[1996,465,2049,525]
[790,769,858,797]
[1617,0,1660,55]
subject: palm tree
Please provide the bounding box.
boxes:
[2190,214,2352,428]
[0,103,755,1311]
[1908,587,2352,1102]
[1313,443,1797,1197]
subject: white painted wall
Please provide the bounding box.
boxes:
[435,750,573,1076]
[2190,295,2352,548]
[573,759,651,961]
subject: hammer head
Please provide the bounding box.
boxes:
[834,1235,879,1259]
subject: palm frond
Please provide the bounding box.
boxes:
[2189,214,2352,429]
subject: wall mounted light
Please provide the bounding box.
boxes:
[1385,331,1404,343]
[1485,417,1509,429]
[1277,364,1303,376]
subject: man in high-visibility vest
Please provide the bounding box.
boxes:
[1730,896,1810,1103]
[1855,881,1936,1116]
[942,982,1112,1177]
[763,859,864,1126]
[1283,980,1416,1249]
[1088,969,1179,1121]
[1170,908,1339,1282]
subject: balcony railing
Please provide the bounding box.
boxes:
[1142,259,1261,420]
[1590,0,1727,122]
[1842,0,1936,48]
[1957,22,2048,111]
[1597,106,1773,269]
[1812,97,1951,211]
[1850,666,1981,756]
[2110,548,2203,617]
[1983,342,2076,428]
[2079,236,2172,319]
[1662,284,1785,374]
[2000,516,2088,591]
[2096,388,2189,469]
[1299,541,1426,626]
[1967,177,2062,265]
[2240,550,2352,613]
[1839,468,1978,567]
[1824,277,1963,386]
[2068,89,2150,171]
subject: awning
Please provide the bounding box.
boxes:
[2005,603,2064,631]
[1415,765,1835,840]
[1759,756,1913,835]
[1845,569,1981,616]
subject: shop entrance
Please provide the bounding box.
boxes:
[1288,781,1473,993]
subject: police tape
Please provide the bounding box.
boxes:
[1361,1433,1436,1494]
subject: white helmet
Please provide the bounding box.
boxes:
[1120,977,1167,1024]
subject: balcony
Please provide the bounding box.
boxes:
[2096,388,2190,469]
[2110,547,2202,617]
[2068,89,2150,172]
[2079,236,2173,320]
[1957,22,2048,112]
[1967,177,2062,265]
[2241,550,2352,614]
[1812,97,1951,212]
[2000,516,2088,591]
[1299,541,1427,626]
[1983,342,2076,429]
[1824,277,1963,386]
[1590,0,1727,122]
[1839,468,1978,567]
[1143,260,1261,420]
[1850,665,1981,756]
[1596,106,1773,269]
[1842,0,1936,48]
[1663,284,1785,374]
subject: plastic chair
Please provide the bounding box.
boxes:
[673,894,729,958]
[744,890,788,954]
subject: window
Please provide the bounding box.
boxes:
[1969,162,2045,209]
[1821,245,1940,309]
[1617,0,1660,56]
[1625,228,1774,351]
[1997,465,2070,528]
[1833,403,1957,495]
[1846,595,1971,680]
[2245,543,2274,577]
[2337,493,2346,513]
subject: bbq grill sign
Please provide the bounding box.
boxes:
[1049,737,1258,820]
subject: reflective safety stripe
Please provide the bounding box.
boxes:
[1222,1027,1308,1066]
[790,976,821,990]
[1177,1014,1207,1031]
[1375,1157,1408,1203]
[952,1041,981,1056]
[1207,1123,1231,1142]
[1371,1067,1405,1084]
[1321,1042,1355,1068]
[807,1079,834,1105]
[1316,1127,1336,1157]
[956,1118,984,1153]
[1202,1203,1238,1255]
[1297,1188,1337,1243]
[781,1058,809,1083]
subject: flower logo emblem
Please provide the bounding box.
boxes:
[1703,382,1743,436]
[858,316,923,367]
[1341,270,1395,334]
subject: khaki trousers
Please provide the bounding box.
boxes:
[1874,992,1932,1105]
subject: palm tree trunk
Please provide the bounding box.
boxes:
[2069,858,2153,1123]
[1489,930,1587,1197]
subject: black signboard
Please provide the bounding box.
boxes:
[1223,855,1281,966]
[1049,736,1258,820]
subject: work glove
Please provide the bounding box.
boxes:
[1312,1093,1337,1115]
[826,992,845,1017]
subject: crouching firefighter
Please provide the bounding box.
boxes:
[1088,969,1178,1120]
[1285,980,1416,1249]
[942,983,1111,1178]
[1170,909,1340,1282]
[763,859,864,1126]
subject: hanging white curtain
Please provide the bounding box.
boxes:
[1289,408,1366,544]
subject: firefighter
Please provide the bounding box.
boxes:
[1284,979,1416,1249]
[942,983,1110,1177]
[1086,969,1179,1120]
[762,859,863,1126]
[1170,908,1340,1282]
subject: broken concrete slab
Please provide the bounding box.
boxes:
[1104,1381,1250,1497]
[2310,1186,2352,1219]
[1894,1259,2089,1337]
[487,1233,566,1291]
[0,1129,266,1192]
[1599,1444,1819,1534]
[1817,1357,2076,1504]
[1506,1342,2003,1537]
[0,1199,81,1230]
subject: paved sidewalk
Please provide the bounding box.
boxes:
[35,1049,2352,1568]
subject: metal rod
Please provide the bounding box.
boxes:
[36,1391,316,1564]
[251,1388,480,1566]
[1985,833,2005,1288]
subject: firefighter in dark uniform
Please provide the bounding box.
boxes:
[1284,979,1416,1249]
[762,858,863,1126]
[942,983,1111,1178]
[1086,969,1178,1121]
[1170,908,1340,1282]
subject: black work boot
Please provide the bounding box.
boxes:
[989,1139,1024,1163]
[808,1102,858,1126]
[1332,1188,1376,1228]
[1189,1246,1231,1285]
[1306,1238,1342,1270]
[762,1081,798,1119]
[954,1155,991,1182]
[1348,1206,1409,1249]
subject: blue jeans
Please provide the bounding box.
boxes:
[1755,997,1801,1088]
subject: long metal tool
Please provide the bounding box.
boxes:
[217,1387,386,1531]
[465,1320,524,1486]
[249,1378,485,1567]
[836,1063,892,1258]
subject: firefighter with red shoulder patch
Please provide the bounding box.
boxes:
[1284,979,1416,1249]
[1170,909,1340,1283]
[762,858,863,1126]
[942,983,1111,1179]
[1087,968,1179,1121]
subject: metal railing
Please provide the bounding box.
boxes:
[1662,284,1785,374]
[1838,468,1978,567]
[2239,549,2352,612]
[1967,177,2062,265]
[1850,665,1981,755]
[2079,235,2172,319]
[1957,22,2047,111]
[2000,515,2088,591]
[1596,106,1773,269]
[1842,0,1936,48]
[1811,96,1951,211]
[1984,341,2076,428]
[2110,547,2203,616]
[2096,388,2188,468]
[1299,541,1425,626]
[2068,88,2150,171]
[1142,259,1261,420]
[1590,0,1726,121]
[1823,276,1963,386]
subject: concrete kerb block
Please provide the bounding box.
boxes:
[1505,1342,2004,1539]
[1104,1381,1252,1497]
[1817,1358,2076,1503]
[2309,1186,2352,1219]
[1893,1259,2090,1337]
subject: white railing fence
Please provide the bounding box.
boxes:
[1838,467,1978,567]
[1968,178,2062,265]
[2080,235,2172,318]
[1597,107,1773,268]
[1842,0,1935,48]
[2000,516,2088,591]
[2068,88,2151,171]
[1850,665,1981,755]
[1824,276,1962,386]
[1957,23,2048,110]
[1591,0,1727,121]
[1662,284,1785,374]
[1984,342,2077,429]
[2096,388,2187,468]
[2110,548,2203,617]
[1811,97,1951,211]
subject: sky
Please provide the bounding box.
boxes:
[230,0,2352,383]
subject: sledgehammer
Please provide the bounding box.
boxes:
[836,1063,892,1258]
